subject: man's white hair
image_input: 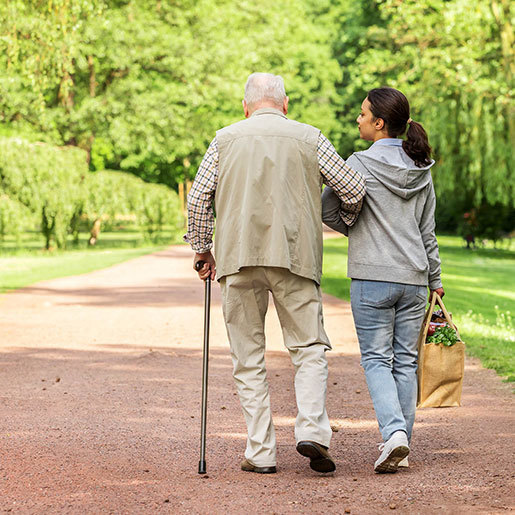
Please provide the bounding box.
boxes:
[244,73,286,107]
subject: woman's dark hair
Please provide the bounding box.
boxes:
[367,87,432,167]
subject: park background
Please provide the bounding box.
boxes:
[0,0,513,381]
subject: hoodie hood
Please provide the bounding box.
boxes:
[353,144,434,200]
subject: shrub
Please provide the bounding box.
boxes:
[138,182,183,241]
[0,138,183,248]
[83,170,183,243]
[0,138,88,249]
[0,193,37,241]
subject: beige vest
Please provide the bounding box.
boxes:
[215,108,323,283]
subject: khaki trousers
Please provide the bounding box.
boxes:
[220,266,332,467]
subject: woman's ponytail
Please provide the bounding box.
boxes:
[367,87,432,168]
[403,120,432,167]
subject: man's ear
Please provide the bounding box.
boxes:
[283,96,289,115]
[243,99,250,118]
[375,117,385,131]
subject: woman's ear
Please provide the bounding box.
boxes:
[375,117,385,131]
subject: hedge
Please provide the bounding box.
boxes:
[0,138,183,248]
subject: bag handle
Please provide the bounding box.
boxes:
[432,292,461,341]
[419,292,437,344]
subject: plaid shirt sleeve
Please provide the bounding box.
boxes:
[318,133,366,226]
[183,138,218,253]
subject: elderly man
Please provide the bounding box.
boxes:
[185,73,365,474]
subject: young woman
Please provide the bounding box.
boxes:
[322,87,444,473]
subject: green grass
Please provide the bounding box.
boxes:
[0,226,181,254]
[322,235,515,382]
[0,228,183,293]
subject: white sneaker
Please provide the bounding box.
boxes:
[398,456,409,468]
[374,431,409,473]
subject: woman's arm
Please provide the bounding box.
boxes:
[322,186,349,236]
[420,181,443,292]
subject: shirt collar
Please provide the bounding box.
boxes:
[251,107,287,119]
[371,138,403,147]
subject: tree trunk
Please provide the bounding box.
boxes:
[490,0,514,144]
[89,218,101,246]
[88,55,96,97]
[41,208,55,250]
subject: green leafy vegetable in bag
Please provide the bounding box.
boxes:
[426,325,459,346]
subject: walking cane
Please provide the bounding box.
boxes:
[195,260,211,474]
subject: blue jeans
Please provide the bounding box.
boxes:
[350,279,427,442]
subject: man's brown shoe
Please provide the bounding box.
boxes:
[296,441,336,473]
[240,459,277,474]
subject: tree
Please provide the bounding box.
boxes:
[0,138,88,249]
[332,0,514,231]
[0,0,343,190]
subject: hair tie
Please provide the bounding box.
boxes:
[407,118,413,124]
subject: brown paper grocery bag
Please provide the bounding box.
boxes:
[417,292,465,408]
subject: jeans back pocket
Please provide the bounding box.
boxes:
[358,280,393,307]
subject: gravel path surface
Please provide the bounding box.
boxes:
[0,245,513,514]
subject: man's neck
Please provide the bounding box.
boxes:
[248,103,284,116]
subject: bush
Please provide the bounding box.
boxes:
[83,170,183,243]
[138,182,183,241]
[0,138,88,249]
[457,204,515,248]
[0,193,37,241]
[0,138,183,248]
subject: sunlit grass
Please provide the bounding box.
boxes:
[0,247,167,293]
[322,234,515,382]
[0,226,182,255]
[0,226,183,293]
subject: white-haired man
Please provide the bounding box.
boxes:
[185,73,365,474]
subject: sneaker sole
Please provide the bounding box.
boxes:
[374,445,409,474]
[296,442,336,473]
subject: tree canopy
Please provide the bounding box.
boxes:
[0,0,341,189]
[0,0,513,234]
[332,0,513,229]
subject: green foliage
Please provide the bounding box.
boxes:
[0,137,183,248]
[0,0,342,189]
[0,0,104,138]
[84,170,183,241]
[0,138,88,249]
[331,0,514,231]
[0,194,37,241]
[84,170,138,220]
[138,182,183,241]
[426,326,460,346]
[0,0,512,233]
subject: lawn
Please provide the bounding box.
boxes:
[0,228,181,293]
[322,235,515,382]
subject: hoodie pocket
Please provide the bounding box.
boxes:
[358,280,393,307]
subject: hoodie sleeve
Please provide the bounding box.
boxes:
[321,186,349,236]
[419,181,442,289]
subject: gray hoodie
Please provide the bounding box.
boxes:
[322,139,442,289]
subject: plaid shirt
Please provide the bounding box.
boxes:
[185,133,365,253]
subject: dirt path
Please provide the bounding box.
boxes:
[0,245,513,514]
